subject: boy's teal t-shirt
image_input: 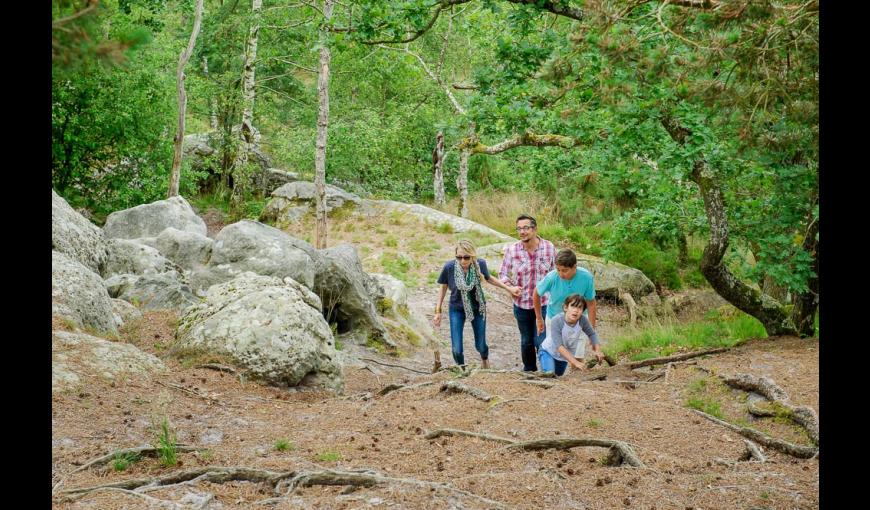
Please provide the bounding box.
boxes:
[535,267,596,318]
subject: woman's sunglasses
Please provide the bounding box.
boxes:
[455,255,472,261]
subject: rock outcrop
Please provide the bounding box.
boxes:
[52,251,118,336]
[103,196,207,240]
[52,189,109,275]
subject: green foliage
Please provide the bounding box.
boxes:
[607,239,681,291]
[379,252,417,287]
[586,418,603,429]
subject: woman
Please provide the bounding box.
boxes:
[434,239,520,368]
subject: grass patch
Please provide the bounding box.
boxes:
[427,271,441,285]
[316,450,342,462]
[435,221,454,234]
[384,235,398,248]
[586,418,603,429]
[334,337,344,351]
[454,232,503,248]
[440,191,560,237]
[274,439,294,452]
[409,237,440,255]
[686,396,724,419]
[379,252,417,287]
[154,417,178,467]
[604,313,766,361]
[112,451,142,472]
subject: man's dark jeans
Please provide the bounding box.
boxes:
[513,304,547,371]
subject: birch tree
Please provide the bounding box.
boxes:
[314,0,334,249]
[433,131,445,205]
[168,0,204,198]
[231,0,262,209]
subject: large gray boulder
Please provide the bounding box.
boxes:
[105,273,198,311]
[255,168,300,195]
[368,200,513,242]
[111,298,143,327]
[52,330,165,392]
[174,272,343,391]
[52,189,109,275]
[314,244,389,344]
[52,251,117,336]
[190,220,316,292]
[152,227,213,270]
[103,196,207,240]
[260,181,361,224]
[104,239,181,279]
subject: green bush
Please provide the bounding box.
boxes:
[607,239,681,290]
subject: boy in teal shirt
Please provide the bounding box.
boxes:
[533,249,597,347]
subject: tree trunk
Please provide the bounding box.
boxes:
[168,0,205,198]
[314,0,334,249]
[689,161,797,336]
[202,56,218,130]
[232,0,262,209]
[790,206,819,337]
[433,131,445,205]
[457,148,469,218]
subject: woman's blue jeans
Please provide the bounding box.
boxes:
[538,349,568,376]
[448,307,488,366]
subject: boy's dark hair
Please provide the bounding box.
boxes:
[555,248,577,268]
[516,214,537,227]
[563,294,587,311]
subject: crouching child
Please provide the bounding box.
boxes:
[538,294,603,376]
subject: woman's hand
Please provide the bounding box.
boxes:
[434,311,442,327]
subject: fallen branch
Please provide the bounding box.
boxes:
[424,428,514,444]
[440,381,495,402]
[377,381,434,396]
[690,409,818,459]
[359,356,430,374]
[627,347,729,369]
[721,373,819,445]
[71,445,201,474]
[507,438,645,468]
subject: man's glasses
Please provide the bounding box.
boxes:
[516,226,535,232]
[456,255,472,261]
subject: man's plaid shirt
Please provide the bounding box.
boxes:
[498,237,556,310]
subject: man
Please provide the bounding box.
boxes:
[499,214,556,371]
[533,248,601,363]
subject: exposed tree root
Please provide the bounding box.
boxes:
[71,445,201,474]
[440,380,495,402]
[377,381,434,396]
[425,428,515,444]
[690,409,818,459]
[519,380,555,388]
[61,466,294,497]
[720,373,819,445]
[422,427,644,468]
[739,440,766,463]
[155,380,225,406]
[627,348,730,369]
[359,356,430,374]
[507,438,645,468]
[62,466,507,508]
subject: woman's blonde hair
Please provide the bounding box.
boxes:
[455,239,483,279]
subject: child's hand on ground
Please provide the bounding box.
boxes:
[572,360,587,371]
